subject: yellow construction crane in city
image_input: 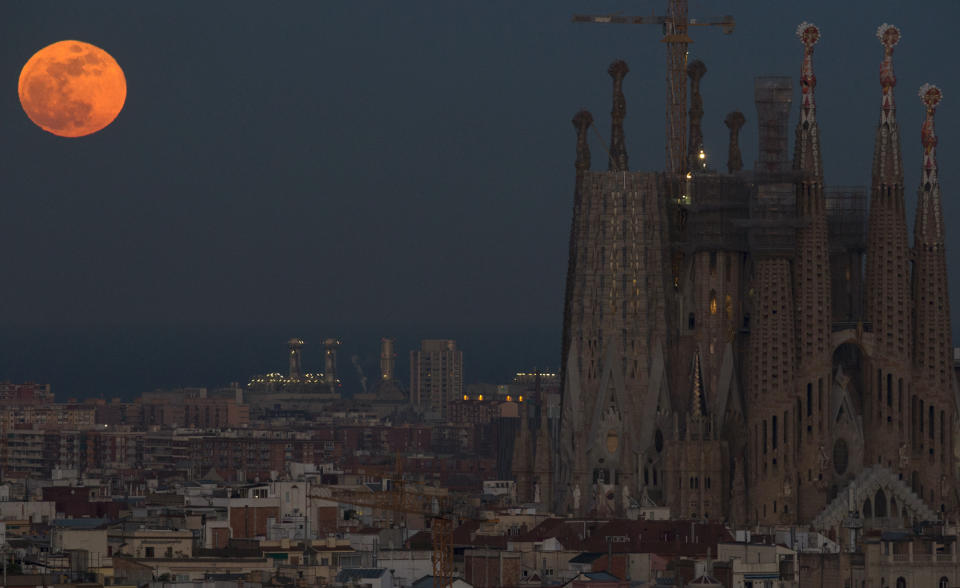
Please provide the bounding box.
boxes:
[310,478,460,588]
[573,1,734,176]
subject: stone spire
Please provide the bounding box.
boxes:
[791,21,832,523]
[687,60,707,171]
[691,350,707,420]
[862,24,913,476]
[608,60,629,171]
[573,109,593,175]
[913,84,951,389]
[915,85,944,246]
[561,109,594,422]
[533,396,553,509]
[511,403,533,502]
[912,83,956,512]
[793,21,830,361]
[866,24,912,364]
[724,111,745,174]
[794,22,822,180]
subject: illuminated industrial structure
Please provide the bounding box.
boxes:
[288,338,304,381]
[323,338,341,392]
[372,337,406,403]
[552,21,958,532]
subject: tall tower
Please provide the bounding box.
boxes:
[288,338,304,381]
[511,403,533,503]
[380,337,396,381]
[863,24,913,479]
[323,338,340,390]
[792,22,832,523]
[410,340,463,420]
[911,84,955,511]
[556,61,672,516]
[533,395,553,511]
[745,76,796,525]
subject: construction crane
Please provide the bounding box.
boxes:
[310,481,463,588]
[573,1,734,176]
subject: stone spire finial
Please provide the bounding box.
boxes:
[917,84,944,241]
[872,24,903,188]
[793,22,823,180]
[724,111,745,174]
[877,24,900,124]
[796,22,820,125]
[920,84,942,191]
[573,109,593,173]
[687,60,708,171]
[607,60,629,172]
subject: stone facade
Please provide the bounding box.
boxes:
[554,24,958,527]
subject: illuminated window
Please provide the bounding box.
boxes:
[709,290,718,315]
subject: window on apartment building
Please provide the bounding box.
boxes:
[145,547,155,558]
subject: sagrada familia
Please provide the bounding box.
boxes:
[512,23,958,535]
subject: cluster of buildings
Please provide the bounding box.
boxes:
[5,16,960,588]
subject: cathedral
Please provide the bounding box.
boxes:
[536,22,958,532]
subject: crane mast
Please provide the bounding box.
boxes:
[573,1,734,176]
[664,0,690,176]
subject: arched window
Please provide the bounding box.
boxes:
[896,577,906,588]
[709,290,717,314]
[863,498,872,519]
[773,416,778,450]
[874,488,887,518]
[939,576,948,588]
[941,410,945,445]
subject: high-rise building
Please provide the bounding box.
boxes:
[554,23,957,529]
[410,340,463,420]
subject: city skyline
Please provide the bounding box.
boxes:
[4,4,960,585]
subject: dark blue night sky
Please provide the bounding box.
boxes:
[0,1,957,398]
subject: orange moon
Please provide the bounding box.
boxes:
[18,40,126,138]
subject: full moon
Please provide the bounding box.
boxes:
[18,40,126,138]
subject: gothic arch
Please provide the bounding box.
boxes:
[810,466,939,531]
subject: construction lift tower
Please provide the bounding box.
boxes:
[573,1,734,176]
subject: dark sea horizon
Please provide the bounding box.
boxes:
[0,323,561,401]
